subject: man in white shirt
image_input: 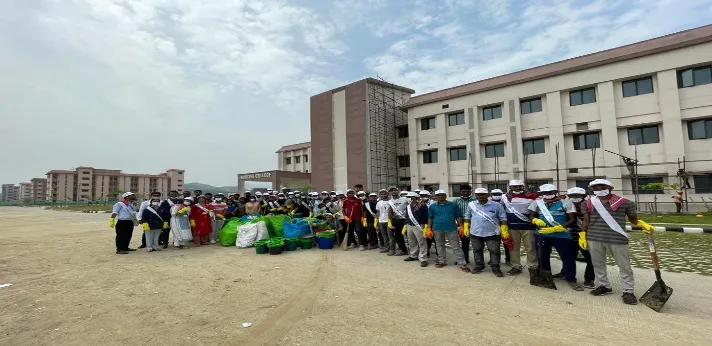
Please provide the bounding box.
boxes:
[375,189,393,255]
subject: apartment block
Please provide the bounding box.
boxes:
[45,166,185,201]
[1,184,20,202]
[398,25,712,200]
[276,142,311,173]
[18,182,32,202]
[30,178,47,201]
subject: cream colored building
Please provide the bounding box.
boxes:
[276,142,311,173]
[45,167,185,201]
[18,182,32,201]
[400,25,712,201]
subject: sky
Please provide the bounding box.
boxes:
[1,0,711,186]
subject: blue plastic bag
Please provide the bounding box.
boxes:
[283,219,310,238]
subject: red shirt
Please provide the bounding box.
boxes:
[342,197,363,219]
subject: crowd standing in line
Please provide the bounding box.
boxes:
[108,178,655,306]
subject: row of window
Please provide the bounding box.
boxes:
[284,155,309,165]
[415,64,712,131]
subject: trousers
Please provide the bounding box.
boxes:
[115,220,134,251]
[510,229,537,269]
[341,221,360,246]
[459,235,471,263]
[471,234,501,270]
[534,233,577,283]
[378,222,393,252]
[589,240,635,293]
[391,218,408,254]
[359,222,379,247]
[434,231,466,266]
[211,219,225,242]
[145,229,161,249]
[406,224,428,261]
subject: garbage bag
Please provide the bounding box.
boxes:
[236,223,259,248]
[218,219,243,246]
[255,221,270,241]
[264,214,290,238]
[283,219,310,238]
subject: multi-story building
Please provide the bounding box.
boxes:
[45,167,185,201]
[1,184,20,202]
[18,182,32,202]
[30,178,47,201]
[399,25,712,200]
[276,142,311,173]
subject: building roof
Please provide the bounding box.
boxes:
[313,78,415,97]
[402,24,712,109]
[275,141,311,153]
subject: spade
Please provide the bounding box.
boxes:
[639,233,673,312]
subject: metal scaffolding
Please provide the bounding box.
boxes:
[368,76,408,192]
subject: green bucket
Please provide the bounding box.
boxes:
[299,238,313,249]
[255,243,267,254]
[285,238,299,251]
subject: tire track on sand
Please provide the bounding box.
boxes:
[238,252,335,346]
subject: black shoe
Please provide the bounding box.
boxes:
[622,293,638,305]
[420,261,428,267]
[590,286,613,296]
[116,251,128,254]
[507,268,522,276]
[538,270,558,290]
[583,280,595,289]
[162,244,168,249]
[404,257,418,262]
[471,267,485,274]
[505,261,512,266]
[138,245,146,249]
[552,272,565,280]
[127,248,137,251]
[493,270,504,277]
[528,267,540,286]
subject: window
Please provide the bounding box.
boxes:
[526,180,550,191]
[569,87,596,106]
[678,65,712,88]
[627,125,660,145]
[295,156,301,164]
[520,97,542,115]
[635,177,664,195]
[486,182,507,192]
[422,151,438,164]
[483,105,502,121]
[451,184,462,196]
[688,119,712,140]
[397,155,410,168]
[304,155,309,163]
[422,185,439,193]
[448,147,467,161]
[575,180,591,190]
[81,171,90,174]
[523,138,546,154]
[448,112,465,126]
[622,77,653,97]
[421,117,436,130]
[484,143,505,158]
[693,175,712,194]
[285,157,291,165]
[573,132,600,150]
[397,126,409,138]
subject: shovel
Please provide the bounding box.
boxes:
[639,233,673,312]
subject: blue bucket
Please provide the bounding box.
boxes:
[316,237,335,249]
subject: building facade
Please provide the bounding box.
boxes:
[276,142,311,173]
[400,25,712,201]
[30,178,47,201]
[310,78,414,192]
[45,167,185,201]
[1,184,19,202]
[18,182,32,202]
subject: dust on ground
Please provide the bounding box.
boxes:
[1,207,711,346]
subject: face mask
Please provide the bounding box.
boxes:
[151,202,159,206]
[593,190,610,197]
[542,194,557,200]
[359,196,366,200]
[184,202,191,206]
[491,196,502,201]
[570,197,583,203]
[511,190,523,194]
[215,198,223,202]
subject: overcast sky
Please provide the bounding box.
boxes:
[1,0,710,186]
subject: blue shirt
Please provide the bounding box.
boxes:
[428,201,462,232]
[464,200,507,237]
[112,202,136,221]
[529,199,573,239]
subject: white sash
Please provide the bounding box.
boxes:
[406,204,423,231]
[195,204,213,218]
[535,199,559,226]
[389,199,406,219]
[590,197,628,238]
[167,199,174,206]
[501,195,529,222]
[365,203,376,217]
[468,201,499,228]
[146,206,164,222]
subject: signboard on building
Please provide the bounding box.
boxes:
[239,172,272,180]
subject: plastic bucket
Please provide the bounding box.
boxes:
[299,238,313,249]
[285,239,299,251]
[316,237,335,249]
[268,245,283,255]
[255,243,268,254]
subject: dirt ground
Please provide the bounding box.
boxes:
[1,207,712,346]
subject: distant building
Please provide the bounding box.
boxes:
[30,178,47,201]
[276,142,311,173]
[1,184,20,202]
[45,167,185,201]
[18,182,32,202]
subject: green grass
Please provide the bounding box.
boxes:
[44,205,112,212]
[636,213,712,226]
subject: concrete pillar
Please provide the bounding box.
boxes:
[436,113,449,190]
[468,107,482,185]
[657,70,686,178]
[505,99,524,181]
[408,109,420,190]
[545,91,568,186]
[597,82,623,184]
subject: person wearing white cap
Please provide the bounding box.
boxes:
[428,189,469,272]
[140,196,167,252]
[502,180,539,276]
[388,186,409,256]
[527,184,581,290]
[356,190,367,201]
[453,184,475,265]
[169,196,192,249]
[137,191,163,249]
[375,189,394,254]
[109,192,138,254]
[552,187,595,288]
[361,193,380,249]
[403,191,430,267]
[419,190,437,257]
[341,189,363,250]
[583,179,653,305]
[245,193,261,216]
[188,195,214,246]
[489,189,510,264]
[465,188,509,276]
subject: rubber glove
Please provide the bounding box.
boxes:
[500,224,510,240]
[289,210,296,216]
[532,218,547,227]
[216,214,224,219]
[402,225,407,235]
[361,217,367,227]
[309,212,313,218]
[464,222,470,234]
[190,219,196,228]
[578,231,588,250]
[108,218,115,228]
[142,223,150,231]
[457,226,464,237]
[387,219,393,229]
[178,207,189,214]
[344,216,352,224]
[163,221,169,229]
[373,219,378,228]
[636,220,655,233]
[423,225,434,238]
[538,225,565,234]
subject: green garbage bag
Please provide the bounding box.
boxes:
[264,214,290,238]
[219,219,245,246]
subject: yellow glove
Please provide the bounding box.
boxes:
[464,222,470,236]
[190,220,196,228]
[309,212,313,218]
[108,218,115,228]
[373,219,378,228]
[539,225,565,234]
[289,210,296,216]
[401,225,407,236]
[423,225,433,238]
[142,223,150,232]
[387,219,393,229]
[163,221,169,229]
[636,220,655,234]
[578,231,588,250]
[362,217,367,227]
[216,214,225,219]
[500,224,510,240]
[178,207,189,214]
[532,218,547,227]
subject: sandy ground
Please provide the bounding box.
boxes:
[1,207,712,346]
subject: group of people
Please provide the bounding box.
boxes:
[108,179,655,306]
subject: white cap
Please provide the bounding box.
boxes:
[336,191,344,195]
[346,189,355,194]
[539,184,557,192]
[311,192,319,196]
[407,191,418,197]
[399,191,409,196]
[255,191,263,196]
[491,189,504,194]
[357,191,366,195]
[509,180,524,186]
[321,191,329,194]
[378,189,388,193]
[434,189,446,195]
[287,192,294,195]
[121,191,135,198]
[294,190,301,194]
[567,187,587,195]
[419,191,431,196]
[414,189,421,193]
[474,188,488,194]
[589,179,613,187]
[369,193,377,197]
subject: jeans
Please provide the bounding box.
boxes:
[145,229,161,249]
[115,220,134,251]
[567,232,594,282]
[434,231,466,266]
[471,235,501,270]
[378,222,393,252]
[534,233,577,283]
[391,218,408,254]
